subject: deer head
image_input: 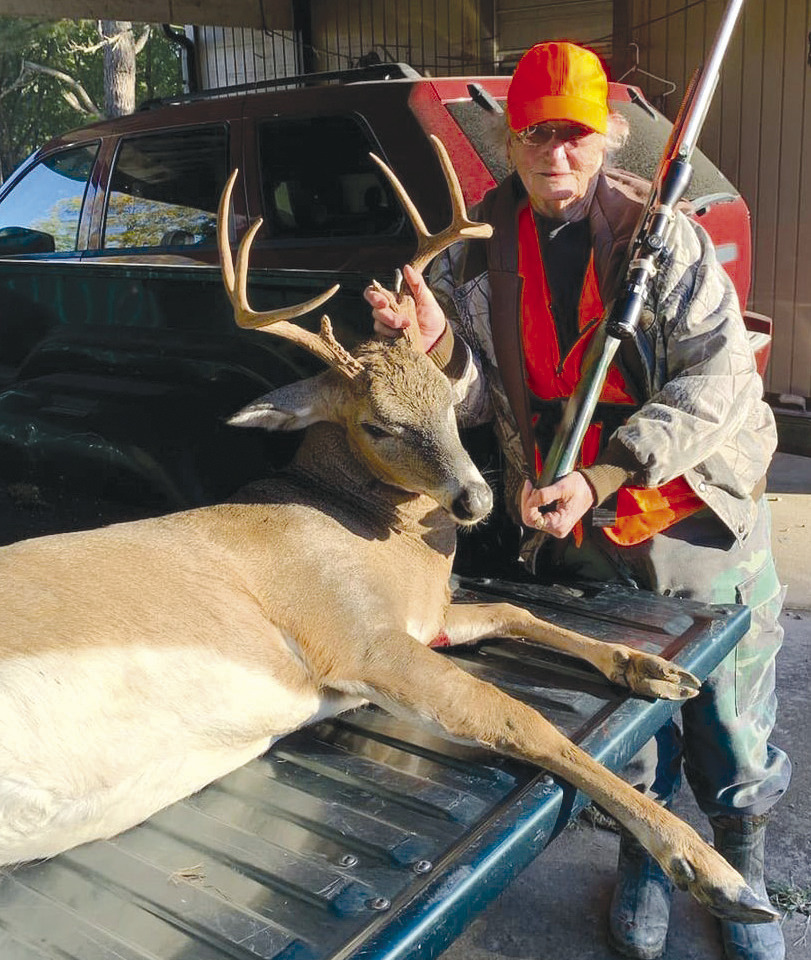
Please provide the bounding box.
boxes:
[218,143,493,525]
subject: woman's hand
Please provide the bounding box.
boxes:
[363,264,447,352]
[521,473,595,539]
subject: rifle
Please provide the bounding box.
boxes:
[537,0,748,494]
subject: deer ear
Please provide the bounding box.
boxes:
[228,371,345,432]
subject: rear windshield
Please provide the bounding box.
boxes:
[445,96,739,203]
[257,115,404,240]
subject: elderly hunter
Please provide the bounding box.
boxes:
[365,40,790,960]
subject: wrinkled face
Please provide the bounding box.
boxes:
[346,341,492,525]
[508,121,606,219]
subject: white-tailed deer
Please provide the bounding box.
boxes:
[0,137,775,928]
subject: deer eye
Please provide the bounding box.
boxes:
[361,422,392,440]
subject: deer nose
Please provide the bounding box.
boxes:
[452,484,493,523]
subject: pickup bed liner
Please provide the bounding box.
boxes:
[0,577,749,960]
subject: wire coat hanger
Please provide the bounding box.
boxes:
[617,43,677,97]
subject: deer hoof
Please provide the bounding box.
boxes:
[700,881,781,924]
[732,886,782,923]
[667,852,780,924]
[614,649,701,700]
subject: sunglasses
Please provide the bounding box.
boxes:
[513,122,594,147]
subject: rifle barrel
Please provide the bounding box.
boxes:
[678,0,746,158]
[535,0,748,491]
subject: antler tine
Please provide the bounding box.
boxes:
[369,135,493,275]
[218,169,362,379]
[218,169,240,299]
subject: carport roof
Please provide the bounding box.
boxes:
[0,1,292,29]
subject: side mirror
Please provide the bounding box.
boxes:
[0,226,56,255]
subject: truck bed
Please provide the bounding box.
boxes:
[0,577,749,960]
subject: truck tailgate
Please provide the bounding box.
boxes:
[0,578,748,960]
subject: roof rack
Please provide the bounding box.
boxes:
[139,62,422,110]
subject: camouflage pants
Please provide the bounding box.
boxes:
[537,497,791,818]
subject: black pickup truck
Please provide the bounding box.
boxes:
[0,66,762,959]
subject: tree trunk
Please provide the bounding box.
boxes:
[100,20,136,118]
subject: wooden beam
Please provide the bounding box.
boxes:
[0,1,293,30]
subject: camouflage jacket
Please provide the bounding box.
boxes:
[430,170,777,546]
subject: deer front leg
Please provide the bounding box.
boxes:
[336,637,776,925]
[439,602,700,701]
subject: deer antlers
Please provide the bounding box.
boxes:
[217,169,363,379]
[368,135,493,350]
[371,135,494,274]
[218,136,492,364]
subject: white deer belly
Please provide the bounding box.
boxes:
[0,632,359,865]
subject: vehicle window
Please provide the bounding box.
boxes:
[258,116,402,239]
[0,144,99,253]
[103,125,228,249]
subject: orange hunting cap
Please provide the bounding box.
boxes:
[506,41,609,135]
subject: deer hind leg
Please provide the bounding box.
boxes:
[338,636,776,924]
[440,601,700,701]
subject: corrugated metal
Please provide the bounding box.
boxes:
[309,0,496,76]
[0,578,750,960]
[626,0,811,400]
[195,23,300,86]
[190,0,614,85]
[496,0,613,65]
[194,2,497,87]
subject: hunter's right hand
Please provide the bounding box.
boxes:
[363,264,447,353]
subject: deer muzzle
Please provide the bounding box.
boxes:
[449,478,493,525]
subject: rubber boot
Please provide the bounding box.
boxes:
[711,815,785,960]
[608,830,674,959]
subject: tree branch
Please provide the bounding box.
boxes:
[69,35,109,55]
[0,61,28,101]
[133,24,152,56]
[22,60,101,116]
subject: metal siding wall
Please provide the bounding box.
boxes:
[628,0,811,398]
[195,24,299,85]
[193,2,496,85]
[309,0,491,76]
[776,0,811,400]
[497,0,613,64]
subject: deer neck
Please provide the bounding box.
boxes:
[290,423,458,558]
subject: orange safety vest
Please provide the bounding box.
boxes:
[517,204,703,546]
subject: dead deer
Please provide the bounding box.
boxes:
[0,137,775,929]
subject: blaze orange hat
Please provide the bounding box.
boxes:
[506,41,609,135]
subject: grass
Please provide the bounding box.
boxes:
[769,881,811,917]
[769,882,811,950]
